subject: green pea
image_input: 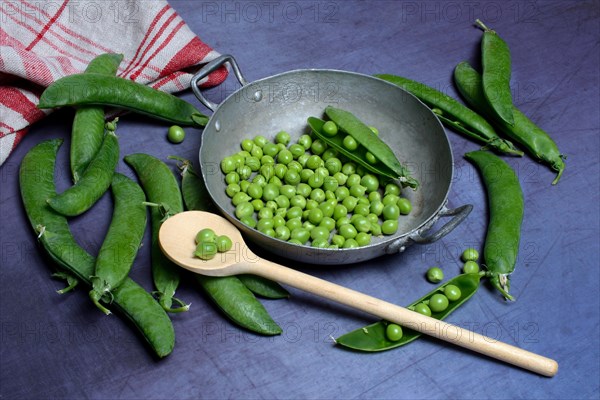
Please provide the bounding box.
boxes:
[311,238,329,248]
[237,165,252,180]
[265,200,278,211]
[300,169,314,183]
[274,164,287,179]
[247,183,263,199]
[353,203,370,217]
[269,176,282,186]
[275,194,290,209]
[262,183,279,201]
[325,158,342,175]
[336,216,351,229]
[332,234,345,247]
[342,162,356,176]
[370,200,384,216]
[261,227,276,237]
[195,241,218,260]
[385,323,403,342]
[286,217,302,231]
[364,152,377,165]
[426,267,444,283]
[253,135,268,147]
[382,193,400,206]
[275,225,291,241]
[296,183,311,198]
[252,175,266,187]
[258,207,274,220]
[366,213,379,224]
[251,145,264,158]
[349,184,366,198]
[232,192,251,206]
[319,217,336,231]
[370,222,382,236]
[322,120,338,136]
[251,199,264,211]
[333,172,348,186]
[342,135,358,151]
[257,218,274,232]
[226,183,241,198]
[383,204,400,220]
[342,238,359,248]
[368,191,381,203]
[241,138,254,152]
[353,216,371,233]
[284,169,301,185]
[381,219,398,235]
[245,156,261,172]
[311,139,327,155]
[308,172,324,189]
[462,248,480,262]
[321,148,338,161]
[290,195,307,209]
[310,188,325,203]
[291,228,310,244]
[339,224,358,240]
[277,150,293,165]
[195,228,216,244]
[414,302,432,316]
[429,293,449,313]
[342,196,358,212]
[384,183,401,196]
[235,202,254,219]
[298,134,312,150]
[444,285,462,301]
[355,232,371,246]
[287,160,303,173]
[240,216,257,228]
[308,208,324,225]
[289,144,305,158]
[335,186,350,201]
[225,172,240,185]
[322,176,339,192]
[275,130,291,145]
[346,173,361,187]
[272,215,286,229]
[261,155,274,165]
[463,261,480,274]
[310,226,330,241]
[221,157,237,174]
[262,142,278,157]
[297,153,310,167]
[397,198,412,215]
[288,239,303,245]
[357,196,369,206]
[216,235,233,252]
[333,204,348,220]
[240,180,250,193]
[305,199,318,210]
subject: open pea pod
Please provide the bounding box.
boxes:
[307,117,418,189]
[335,273,482,352]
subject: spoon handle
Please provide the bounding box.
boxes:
[248,259,558,377]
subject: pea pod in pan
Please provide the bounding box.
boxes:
[476,19,515,126]
[307,117,418,189]
[172,157,286,330]
[89,173,147,315]
[454,62,566,184]
[38,73,209,127]
[20,139,174,358]
[71,53,123,182]
[124,153,189,313]
[47,120,119,216]
[465,150,523,301]
[374,74,522,156]
[335,273,482,352]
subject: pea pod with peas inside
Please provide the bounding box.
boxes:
[307,116,418,189]
[465,150,523,301]
[47,120,119,216]
[70,53,123,183]
[374,74,522,156]
[89,173,147,315]
[37,72,209,127]
[476,19,516,127]
[124,153,190,313]
[335,273,482,351]
[454,62,566,184]
[20,139,174,358]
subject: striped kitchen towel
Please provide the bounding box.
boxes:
[0,0,227,165]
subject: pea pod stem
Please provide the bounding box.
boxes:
[52,271,79,294]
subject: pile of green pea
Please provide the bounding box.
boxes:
[219,127,413,249]
[194,228,233,260]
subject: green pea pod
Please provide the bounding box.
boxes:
[169,156,218,213]
[454,62,566,184]
[89,173,147,315]
[476,19,515,126]
[124,153,189,313]
[47,122,119,216]
[465,150,523,301]
[71,53,123,182]
[307,117,418,189]
[20,139,174,358]
[38,73,208,127]
[335,273,481,351]
[237,275,290,299]
[374,74,522,156]
[196,275,282,335]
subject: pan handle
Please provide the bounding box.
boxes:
[385,204,472,254]
[190,54,248,112]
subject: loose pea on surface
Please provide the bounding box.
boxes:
[426,267,444,283]
[462,248,480,262]
[167,125,185,144]
[463,260,480,274]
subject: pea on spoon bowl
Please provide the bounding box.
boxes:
[159,210,558,377]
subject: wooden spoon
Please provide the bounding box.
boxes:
[159,211,558,377]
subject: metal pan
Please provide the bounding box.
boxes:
[191,55,471,265]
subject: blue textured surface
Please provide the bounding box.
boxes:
[1,1,599,399]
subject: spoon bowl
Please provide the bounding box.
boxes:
[159,211,558,377]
